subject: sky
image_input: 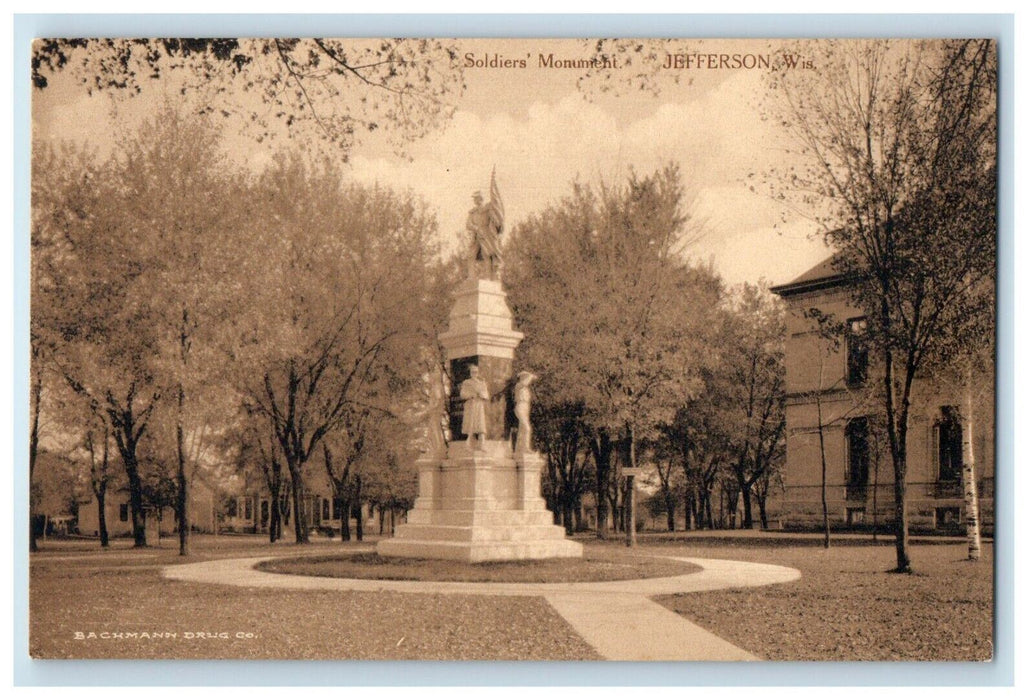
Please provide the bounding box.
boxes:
[32,37,831,288]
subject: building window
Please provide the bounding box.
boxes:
[119,503,129,522]
[846,507,866,527]
[846,318,868,386]
[845,417,870,500]
[244,498,253,521]
[260,500,269,528]
[333,497,342,520]
[937,406,963,483]
[225,498,238,518]
[936,506,961,529]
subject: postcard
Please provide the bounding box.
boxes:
[27,35,998,667]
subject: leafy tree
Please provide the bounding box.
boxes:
[506,166,717,539]
[724,283,786,529]
[235,156,442,544]
[769,39,997,571]
[32,38,465,158]
[82,418,114,547]
[664,384,732,531]
[535,402,594,534]
[644,435,686,532]
[227,408,288,543]
[37,143,163,547]
[115,107,248,555]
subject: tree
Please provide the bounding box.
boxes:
[769,39,997,572]
[535,402,594,534]
[236,156,441,544]
[30,143,99,551]
[506,166,717,539]
[32,38,465,158]
[37,142,164,547]
[646,435,685,532]
[724,283,786,530]
[665,380,731,531]
[228,408,288,543]
[82,418,114,547]
[110,106,248,555]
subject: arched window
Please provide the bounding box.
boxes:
[936,406,963,483]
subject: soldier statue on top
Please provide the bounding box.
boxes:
[466,170,505,280]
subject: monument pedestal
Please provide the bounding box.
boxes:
[377,256,582,562]
[377,441,582,562]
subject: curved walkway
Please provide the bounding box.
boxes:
[164,553,799,661]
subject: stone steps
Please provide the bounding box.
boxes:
[405,508,556,528]
[391,522,571,543]
[376,537,584,562]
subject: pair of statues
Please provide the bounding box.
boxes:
[427,364,537,453]
[461,365,537,452]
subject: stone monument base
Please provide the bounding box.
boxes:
[376,441,583,563]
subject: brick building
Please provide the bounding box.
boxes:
[770,256,994,534]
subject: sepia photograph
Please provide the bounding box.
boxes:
[25,32,1000,668]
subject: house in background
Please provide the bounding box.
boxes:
[221,467,380,537]
[770,256,994,535]
[78,472,218,538]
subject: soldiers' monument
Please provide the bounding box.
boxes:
[377,172,583,562]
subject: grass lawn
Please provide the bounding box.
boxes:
[29,535,599,660]
[28,531,995,662]
[257,551,700,583]
[645,534,995,661]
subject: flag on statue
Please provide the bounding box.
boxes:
[489,167,505,233]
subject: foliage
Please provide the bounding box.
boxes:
[234,154,443,543]
[724,282,787,529]
[506,165,722,534]
[32,38,466,158]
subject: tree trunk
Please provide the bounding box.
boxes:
[288,462,309,544]
[756,491,769,530]
[624,425,637,547]
[354,500,364,542]
[684,490,694,531]
[872,444,880,542]
[176,383,190,556]
[881,339,912,572]
[124,456,148,547]
[666,497,676,532]
[96,482,109,547]
[269,483,282,543]
[337,493,349,542]
[814,357,831,549]
[594,432,613,540]
[962,368,981,560]
[341,495,352,541]
[740,481,754,529]
[29,355,42,553]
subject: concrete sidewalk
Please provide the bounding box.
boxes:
[164,553,798,661]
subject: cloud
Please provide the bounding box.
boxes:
[35,61,823,286]
[348,74,820,285]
